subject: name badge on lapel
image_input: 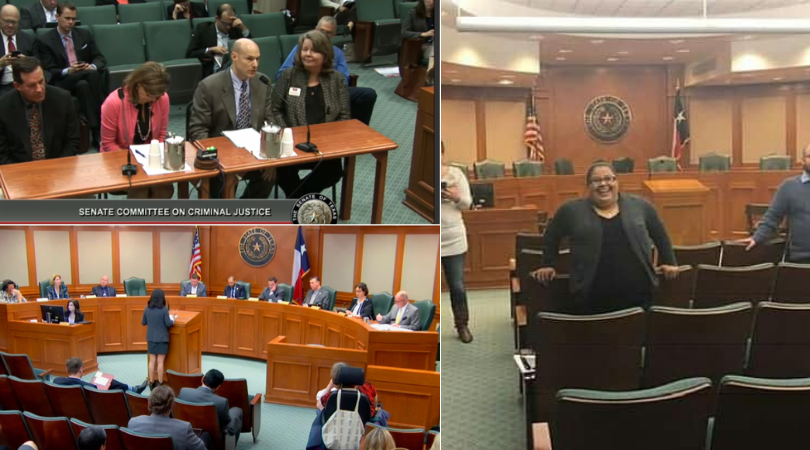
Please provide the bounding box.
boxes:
[289,87,301,97]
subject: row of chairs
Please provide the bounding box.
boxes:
[673,239,785,268]
[543,375,810,450]
[362,422,439,450]
[0,352,51,381]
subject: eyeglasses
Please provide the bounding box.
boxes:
[0,19,18,25]
[589,175,617,186]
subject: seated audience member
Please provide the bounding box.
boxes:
[77,426,106,450]
[345,282,373,320]
[0,57,79,165]
[303,276,329,308]
[318,367,389,426]
[167,0,206,22]
[0,279,26,303]
[272,31,350,199]
[362,427,395,450]
[90,275,116,297]
[178,369,243,443]
[376,291,421,331]
[100,61,173,199]
[401,0,434,62]
[186,4,250,79]
[276,16,377,127]
[54,357,148,393]
[0,5,37,96]
[15,442,37,450]
[66,299,84,323]
[180,273,207,297]
[333,1,356,36]
[127,385,214,450]
[46,273,70,299]
[188,39,273,199]
[19,0,57,31]
[35,2,106,146]
[223,276,245,299]
[258,277,284,302]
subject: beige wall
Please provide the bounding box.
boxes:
[690,97,734,164]
[34,230,71,285]
[77,231,113,285]
[441,100,477,164]
[119,231,153,283]
[361,234,398,294]
[0,229,28,287]
[321,234,357,293]
[160,231,194,284]
[400,234,439,302]
[485,101,526,165]
[742,96,787,164]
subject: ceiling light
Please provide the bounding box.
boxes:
[663,56,674,61]
[773,77,784,81]
[607,57,619,62]
[616,51,630,55]
[456,17,810,34]
[498,79,515,85]
[559,49,573,53]
[676,49,690,53]
[451,78,462,82]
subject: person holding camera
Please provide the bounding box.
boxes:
[440,141,473,343]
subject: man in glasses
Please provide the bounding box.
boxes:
[186,3,250,79]
[532,161,679,314]
[0,5,37,96]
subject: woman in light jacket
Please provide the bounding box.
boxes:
[142,288,174,390]
[46,274,70,300]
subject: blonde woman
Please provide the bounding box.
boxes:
[362,427,395,450]
[46,274,70,300]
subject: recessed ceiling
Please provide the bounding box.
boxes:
[500,0,810,17]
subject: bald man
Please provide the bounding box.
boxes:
[188,38,273,199]
[0,4,37,95]
[90,276,116,297]
[376,291,422,331]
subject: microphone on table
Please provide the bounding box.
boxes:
[295,119,319,154]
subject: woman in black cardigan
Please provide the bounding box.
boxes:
[142,289,175,389]
[532,162,680,314]
[345,282,373,320]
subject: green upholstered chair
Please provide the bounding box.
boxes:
[229,37,283,86]
[241,12,287,38]
[8,0,29,9]
[413,300,436,331]
[554,158,574,175]
[370,292,394,316]
[611,157,635,174]
[79,5,117,26]
[92,23,146,92]
[320,286,337,311]
[123,277,147,296]
[118,3,163,23]
[0,353,52,380]
[473,160,506,179]
[38,279,50,299]
[512,159,544,177]
[355,0,401,62]
[398,1,417,20]
[208,0,249,17]
[292,0,321,33]
[191,16,216,29]
[71,0,97,7]
[759,155,791,171]
[279,34,299,62]
[236,281,251,299]
[143,20,201,104]
[277,283,293,302]
[119,427,175,449]
[699,152,731,172]
[647,156,678,173]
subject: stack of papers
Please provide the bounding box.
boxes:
[223,129,297,161]
[374,67,400,78]
[130,144,192,175]
[370,324,414,332]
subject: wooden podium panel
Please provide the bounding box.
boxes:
[163,311,203,378]
[7,321,97,377]
[365,365,440,431]
[403,87,436,222]
[643,179,710,245]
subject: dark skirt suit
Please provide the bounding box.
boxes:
[541,193,677,314]
[142,306,174,355]
[347,297,374,320]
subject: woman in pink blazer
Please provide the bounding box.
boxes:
[100,62,173,198]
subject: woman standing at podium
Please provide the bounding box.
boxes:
[46,274,70,300]
[66,300,85,324]
[142,289,175,390]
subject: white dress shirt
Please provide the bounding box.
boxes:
[1,34,15,85]
[43,5,56,22]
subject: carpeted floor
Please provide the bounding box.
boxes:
[441,289,525,450]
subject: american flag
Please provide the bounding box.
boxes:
[523,92,545,162]
[188,226,202,279]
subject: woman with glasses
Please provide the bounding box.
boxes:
[532,161,679,314]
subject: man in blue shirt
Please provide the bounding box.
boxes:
[276,16,376,126]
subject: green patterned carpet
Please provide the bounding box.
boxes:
[441,289,525,450]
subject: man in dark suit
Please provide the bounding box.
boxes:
[128,385,213,450]
[180,273,208,297]
[0,57,79,165]
[19,0,57,31]
[188,38,273,199]
[167,0,207,22]
[223,276,246,299]
[258,277,284,302]
[34,2,106,144]
[303,276,329,308]
[186,3,250,79]
[53,357,148,393]
[178,369,243,444]
[90,275,116,298]
[0,5,38,96]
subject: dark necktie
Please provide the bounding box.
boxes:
[8,37,15,53]
[236,80,250,129]
[29,105,45,160]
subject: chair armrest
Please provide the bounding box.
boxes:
[251,393,262,443]
[318,6,335,20]
[37,369,53,379]
[250,393,262,405]
[349,74,358,87]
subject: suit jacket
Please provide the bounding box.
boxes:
[258,287,285,302]
[0,33,47,84]
[45,284,70,300]
[141,307,173,343]
[0,85,80,165]
[188,69,272,141]
[379,302,421,331]
[178,386,234,434]
[127,414,207,450]
[270,67,350,129]
[223,284,246,299]
[35,27,107,84]
[347,297,373,320]
[304,288,329,308]
[166,2,207,22]
[180,282,207,297]
[19,2,52,31]
[90,285,117,297]
[401,8,429,40]
[67,311,85,323]
[186,22,250,79]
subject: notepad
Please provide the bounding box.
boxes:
[92,371,115,390]
[278,301,290,305]
[116,294,127,297]
[186,294,197,298]
[248,297,259,302]
[85,295,97,299]
[216,295,227,299]
[36,298,48,302]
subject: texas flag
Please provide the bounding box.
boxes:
[291,227,310,305]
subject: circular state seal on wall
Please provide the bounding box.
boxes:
[583,95,632,143]
[291,194,338,224]
[239,228,277,267]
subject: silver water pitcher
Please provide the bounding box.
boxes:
[260,124,282,159]
[163,136,186,171]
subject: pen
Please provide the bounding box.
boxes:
[134,150,145,158]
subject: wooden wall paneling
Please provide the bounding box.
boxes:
[282,315,304,344]
[235,307,258,358]
[475,98,487,161]
[208,305,232,353]
[153,230,161,284]
[100,304,127,352]
[726,179,759,237]
[259,310,282,358]
[787,93,797,162]
[325,322,342,348]
[353,230,364,289]
[365,365,440,431]
[392,233,406,294]
[698,173,724,238]
[111,229,121,287]
[304,317,325,345]
[25,227,37,290]
[69,230,79,290]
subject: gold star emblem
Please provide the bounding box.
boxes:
[253,242,261,252]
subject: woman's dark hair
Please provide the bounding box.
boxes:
[415,0,433,18]
[148,384,175,415]
[355,282,368,296]
[1,279,15,292]
[67,300,81,312]
[148,288,167,309]
[585,161,615,186]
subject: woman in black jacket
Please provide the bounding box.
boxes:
[401,0,434,61]
[345,282,373,320]
[66,300,84,324]
[142,289,175,389]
